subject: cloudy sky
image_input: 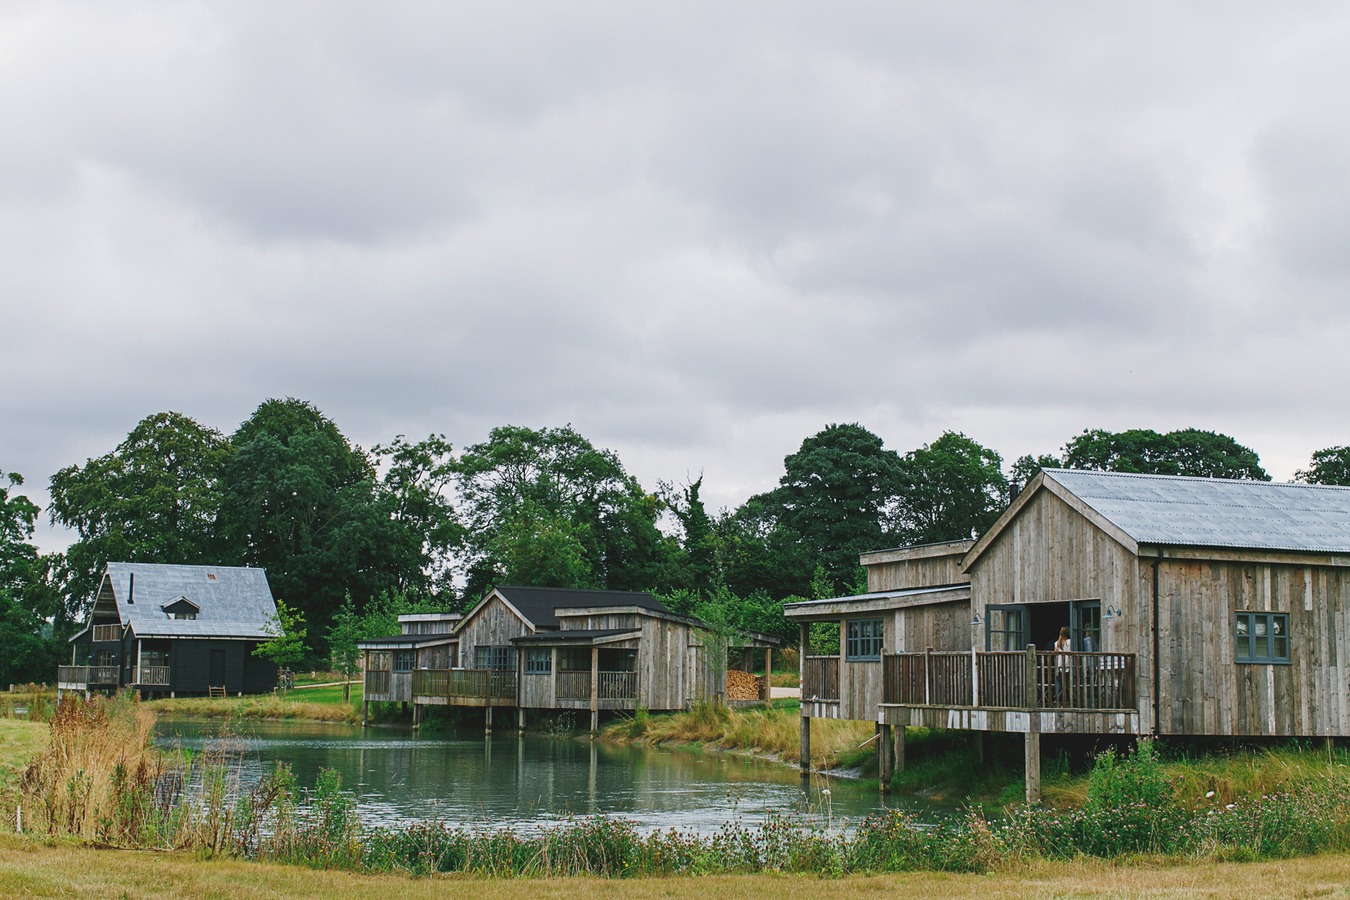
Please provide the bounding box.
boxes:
[5,2,1350,551]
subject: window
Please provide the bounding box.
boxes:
[525,649,552,674]
[392,650,414,673]
[559,647,591,672]
[168,611,197,620]
[475,645,514,670]
[1235,612,1290,664]
[846,619,883,661]
[986,605,1027,652]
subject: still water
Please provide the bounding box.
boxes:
[155,718,944,833]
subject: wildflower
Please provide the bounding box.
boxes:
[1205,791,1215,799]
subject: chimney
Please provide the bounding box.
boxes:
[128,572,135,604]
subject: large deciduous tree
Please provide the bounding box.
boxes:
[0,470,61,685]
[453,425,675,601]
[372,433,463,597]
[217,398,401,658]
[48,411,230,606]
[1061,428,1269,480]
[893,432,1009,545]
[1296,446,1350,486]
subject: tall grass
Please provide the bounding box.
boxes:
[16,698,1350,876]
[145,694,359,723]
[604,702,874,769]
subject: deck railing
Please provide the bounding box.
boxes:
[883,649,1136,711]
[802,656,840,701]
[412,668,516,702]
[365,669,391,695]
[137,666,170,687]
[92,624,121,643]
[58,665,121,687]
[554,671,639,701]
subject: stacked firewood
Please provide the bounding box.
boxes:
[726,669,765,700]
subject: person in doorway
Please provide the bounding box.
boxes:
[1054,626,1072,705]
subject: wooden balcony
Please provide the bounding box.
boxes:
[556,671,638,701]
[412,669,516,705]
[57,665,120,690]
[876,649,1140,735]
[136,666,170,687]
[801,656,840,701]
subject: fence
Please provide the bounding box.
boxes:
[883,649,1135,711]
[412,669,517,702]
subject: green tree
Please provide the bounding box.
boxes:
[48,411,230,608]
[0,471,61,685]
[1296,446,1350,486]
[253,598,308,677]
[1009,453,1063,497]
[892,432,1009,544]
[326,593,362,701]
[453,425,675,599]
[218,399,400,659]
[660,476,719,597]
[373,434,463,597]
[1062,428,1269,480]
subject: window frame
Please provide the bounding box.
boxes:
[525,648,552,674]
[474,645,514,671]
[845,618,884,661]
[1234,611,1290,665]
[392,650,414,673]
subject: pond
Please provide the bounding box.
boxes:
[155,718,951,834]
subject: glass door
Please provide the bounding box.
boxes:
[1072,600,1101,652]
[986,604,1028,651]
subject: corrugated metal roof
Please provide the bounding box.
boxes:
[1044,469,1350,553]
[105,562,277,640]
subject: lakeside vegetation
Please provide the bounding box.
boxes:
[144,682,362,723]
[7,694,1350,883]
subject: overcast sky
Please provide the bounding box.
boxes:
[6,2,1350,552]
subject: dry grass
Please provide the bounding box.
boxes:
[605,703,874,769]
[145,693,360,723]
[1,834,1349,898]
[17,694,161,840]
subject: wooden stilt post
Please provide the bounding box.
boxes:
[894,722,905,774]
[976,732,987,764]
[362,700,369,727]
[800,713,811,776]
[485,705,493,735]
[1025,730,1041,803]
[878,722,893,792]
[589,646,599,735]
[517,707,526,733]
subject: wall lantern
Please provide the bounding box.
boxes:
[1102,605,1123,621]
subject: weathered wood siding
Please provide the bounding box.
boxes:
[838,616,882,721]
[457,595,529,667]
[1154,557,1350,737]
[968,488,1151,731]
[889,599,970,654]
[864,541,974,592]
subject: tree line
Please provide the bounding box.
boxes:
[3,398,1349,684]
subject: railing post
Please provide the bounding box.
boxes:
[924,647,933,705]
[970,650,980,707]
[1024,644,1038,710]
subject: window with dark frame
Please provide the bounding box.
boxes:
[392,650,414,673]
[846,618,883,661]
[474,645,514,670]
[525,648,552,674]
[1235,612,1289,664]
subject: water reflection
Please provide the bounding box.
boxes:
[155,718,944,833]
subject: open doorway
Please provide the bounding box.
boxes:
[986,599,1102,651]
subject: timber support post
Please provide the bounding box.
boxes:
[1024,730,1041,803]
[799,714,810,776]
[894,719,906,775]
[517,707,526,733]
[485,705,493,735]
[1024,643,1041,803]
[362,700,368,727]
[590,646,599,735]
[878,723,893,792]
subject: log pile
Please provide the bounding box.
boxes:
[726,669,766,700]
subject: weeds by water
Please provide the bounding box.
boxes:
[15,696,1350,877]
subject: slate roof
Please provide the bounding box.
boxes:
[98,562,278,640]
[1044,469,1350,554]
[493,585,671,630]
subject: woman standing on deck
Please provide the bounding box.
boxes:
[1054,626,1072,705]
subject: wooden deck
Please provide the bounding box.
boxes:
[412,669,517,707]
[57,665,119,691]
[876,648,1140,734]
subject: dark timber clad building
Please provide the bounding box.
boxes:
[60,562,280,697]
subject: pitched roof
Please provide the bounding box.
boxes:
[1041,469,1350,554]
[491,585,671,629]
[100,562,278,640]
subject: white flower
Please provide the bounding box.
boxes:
[1205,791,1215,799]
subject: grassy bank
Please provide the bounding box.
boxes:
[145,685,362,723]
[4,835,1348,899]
[603,701,877,770]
